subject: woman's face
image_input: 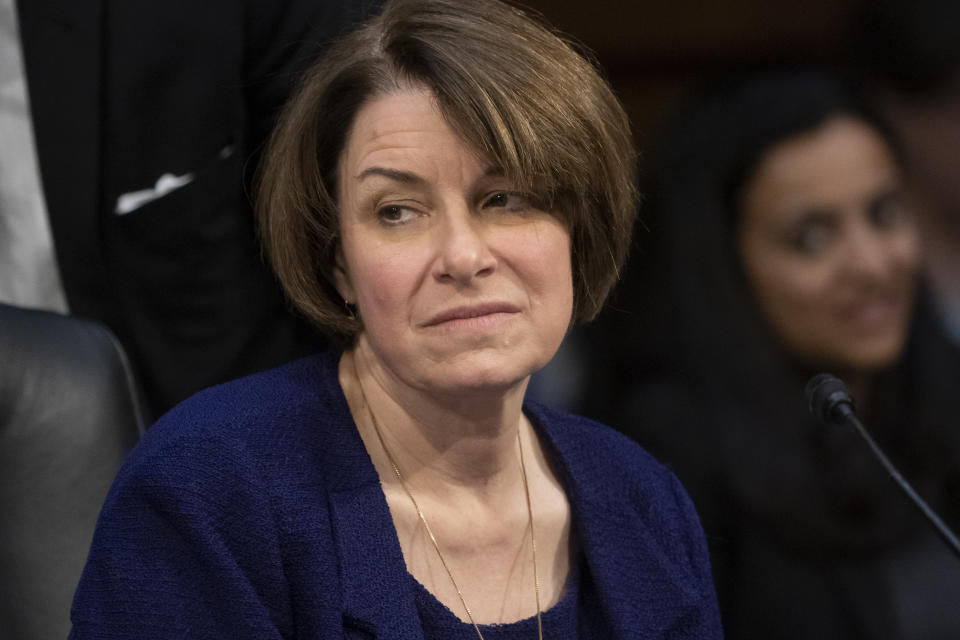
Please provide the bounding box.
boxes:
[334,89,573,395]
[738,115,920,373]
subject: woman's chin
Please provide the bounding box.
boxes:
[413,363,534,399]
[800,334,907,378]
[358,328,563,401]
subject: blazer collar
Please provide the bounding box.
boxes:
[328,481,427,640]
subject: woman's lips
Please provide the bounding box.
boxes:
[837,295,905,334]
[422,302,521,329]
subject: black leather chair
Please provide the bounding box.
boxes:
[0,304,144,640]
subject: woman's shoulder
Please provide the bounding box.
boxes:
[149,350,342,440]
[72,352,350,637]
[87,350,352,567]
[119,350,350,490]
[162,349,340,418]
[526,401,685,503]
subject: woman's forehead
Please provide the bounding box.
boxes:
[339,90,498,185]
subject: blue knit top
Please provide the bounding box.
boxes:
[69,350,722,639]
[412,547,585,638]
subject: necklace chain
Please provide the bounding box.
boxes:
[356,371,543,640]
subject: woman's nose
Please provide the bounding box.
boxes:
[434,206,496,284]
[844,225,890,281]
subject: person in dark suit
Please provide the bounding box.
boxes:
[15,0,377,418]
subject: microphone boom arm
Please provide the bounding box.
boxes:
[843,410,960,559]
[806,373,960,560]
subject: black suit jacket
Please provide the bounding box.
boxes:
[17,0,374,417]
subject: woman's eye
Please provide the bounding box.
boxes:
[483,191,530,212]
[377,205,416,225]
[869,191,910,230]
[788,222,834,256]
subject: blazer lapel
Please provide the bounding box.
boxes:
[315,397,424,640]
[328,483,425,640]
[17,0,112,320]
[572,490,699,638]
[532,407,710,638]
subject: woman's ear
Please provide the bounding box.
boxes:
[333,248,356,305]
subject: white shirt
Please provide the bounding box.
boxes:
[0,0,69,313]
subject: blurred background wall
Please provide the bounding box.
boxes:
[522,0,859,147]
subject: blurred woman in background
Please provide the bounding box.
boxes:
[583,68,960,638]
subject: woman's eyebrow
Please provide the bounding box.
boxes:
[355,167,425,184]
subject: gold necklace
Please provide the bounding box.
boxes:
[356,376,543,640]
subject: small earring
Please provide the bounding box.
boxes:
[344,298,358,321]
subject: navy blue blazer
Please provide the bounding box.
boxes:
[70,351,722,638]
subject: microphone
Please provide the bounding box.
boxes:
[805,373,960,560]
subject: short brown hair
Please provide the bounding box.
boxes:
[257,0,638,343]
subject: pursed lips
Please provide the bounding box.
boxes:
[421,302,521,328]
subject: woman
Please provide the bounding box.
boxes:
[583,68,960,638]
[69,1,722,637]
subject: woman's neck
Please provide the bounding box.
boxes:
[341,344,530,493]
[339,343,573,624]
